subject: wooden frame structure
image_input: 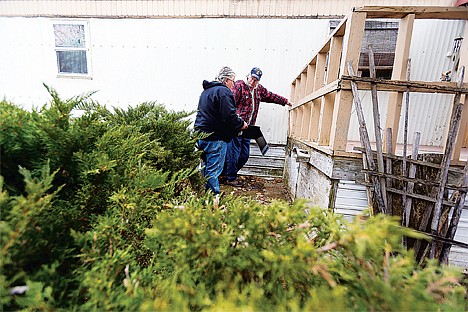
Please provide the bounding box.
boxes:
[289,6,468,162]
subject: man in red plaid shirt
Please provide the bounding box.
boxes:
[224,67,291,186]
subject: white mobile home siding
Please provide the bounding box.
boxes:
[0,0,457,19]
[0,17,330,143]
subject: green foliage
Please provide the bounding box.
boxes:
[1,88,466,311]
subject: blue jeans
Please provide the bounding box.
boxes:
[198,139,227,194]
[224,137,250,181]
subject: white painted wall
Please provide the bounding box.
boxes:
[0,17,329,143]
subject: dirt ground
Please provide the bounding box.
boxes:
[220,175,292,205]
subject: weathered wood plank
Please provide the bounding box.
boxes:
[347,61,386,214]
[292,80,339,108]
[354,6,468,20]
[340,76,468,94]
[430,67,466,258]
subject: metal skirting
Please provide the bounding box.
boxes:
[334,180,468,268]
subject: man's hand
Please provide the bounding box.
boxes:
[241,121,248,130]
[286,102,292,107]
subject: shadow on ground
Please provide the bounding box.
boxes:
[220,175,292,205]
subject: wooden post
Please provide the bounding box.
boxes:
[385,14,415,153]
[348,61,386,214]
[404,132,421,230]
[309,99,321,142]
[452,22,468,160]
[386,128,394,215]
[300,72,308,100]
[301,102,312,140]
[401,58,412,222]
[368,45,387,210]
[429,67,465,259]
[305,63,316,96]
[294,77,301,103]
[452,93,468,161]
[311,53,327,142]
[329,12,366,151]
[289,82,296,137]
[439,162,468,264]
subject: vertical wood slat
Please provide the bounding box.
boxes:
[314,52,328,144]
[296,75,306,137]
[319,35,343,145]
[295,106,304,138]
[288,82,296,137]
[294,78,301,103]
[299,72,308,99]
[302,63,316,141]
[309,99,321,142]
[329,12,367,151]
[298,72,308,138]
[452,22,468,160]
[290,82,296,104]
[385,14,415,153]
[429,67,465,259]
[347,61,386,214]
[305,64,316,96]
[314,53,327,92]
[369,45,388,211]
[404,132,421,228]
[385,128,394,215]
[301,102,312,140]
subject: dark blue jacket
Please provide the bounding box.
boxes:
[194,80,244,142]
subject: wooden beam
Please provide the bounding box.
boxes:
[354,6,468,20]
[292,79,340,109]
[453,94,468,160]
[340,76,468,94]
[329,11,366,151]
[385,14,415,154]
[453,22,468,160]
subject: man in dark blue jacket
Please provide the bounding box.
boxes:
[194,66,247,194]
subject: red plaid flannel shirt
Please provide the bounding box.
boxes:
[231,80,288,125]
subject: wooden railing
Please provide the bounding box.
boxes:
[288,6,468,161]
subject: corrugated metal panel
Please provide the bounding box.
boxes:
[0,0,457,18]
[347,19,467,146]
[450,205,468,268]
[334,181,468,268]
[334,181,371,222]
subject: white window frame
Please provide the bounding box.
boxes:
[53,20,92,79]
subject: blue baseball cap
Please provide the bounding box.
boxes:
[250,67,263,80]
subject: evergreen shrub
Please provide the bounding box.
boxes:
[0,88,466,311]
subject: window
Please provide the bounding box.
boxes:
[53,22,91,76]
